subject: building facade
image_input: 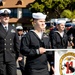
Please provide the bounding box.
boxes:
[0,0,35,29]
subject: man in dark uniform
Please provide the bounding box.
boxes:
[48,25,57,75]
[16,26,25,75]
[67,26,75,48]
[48,20,68,75]
[20,12,51,75]
[50,20,68,49]
[0,9,20,75]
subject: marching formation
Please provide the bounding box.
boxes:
[0,8,74,75]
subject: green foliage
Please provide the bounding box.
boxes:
[61,10,72,18]
[72,15,75,19]
[45,29,50,35]
[73,10,75,15]
[58,4,65,9]
[71,10,75,19]
[42,0,53,8]
[29,2,45,12]
[29,0,75,19]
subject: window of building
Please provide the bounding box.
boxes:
[22,8,32,17]
[10,8,17,18]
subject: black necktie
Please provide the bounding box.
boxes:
[5,26,8,32]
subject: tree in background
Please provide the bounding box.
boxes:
[29,0,75,20]
[61,10,72,18]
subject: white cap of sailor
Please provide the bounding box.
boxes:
[0,9,11,16]
[32,12,46,19]
[16,26,23,30]
[56,20,66,25]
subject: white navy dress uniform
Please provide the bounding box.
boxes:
[20,12,51,75]
[0,9,20,75]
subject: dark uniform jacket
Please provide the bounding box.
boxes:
[0,23,20,62]
[67,26,75,48]
[20,31,50,75]
[18,34,24,57]
[51,30,68,49]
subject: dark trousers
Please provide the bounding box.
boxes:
[18,56,25,75]
[0,60,16,75]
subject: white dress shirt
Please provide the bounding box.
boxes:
[2,24,8,31]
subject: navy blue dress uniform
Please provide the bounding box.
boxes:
[20,31,50,75]
[50,30,68,48]
[0,9,20,75]
[48,20,68,75]
[16,26,25,75]
[20,13,51,75]
[50,20,68,49]
[67,26,75,48]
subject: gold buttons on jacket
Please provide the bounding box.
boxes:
[10,43,12,45]
[4,43,6,45]
[10,48,12,50]
[4,39,6,41]
[4,48,6,50]
[10,39,11,40]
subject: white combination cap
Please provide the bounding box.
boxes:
[32,12,46,19]
[16,26,23,30]
[56,20,66,25]
[0,9,11,14]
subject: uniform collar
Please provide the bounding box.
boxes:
[2,24,8,28]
